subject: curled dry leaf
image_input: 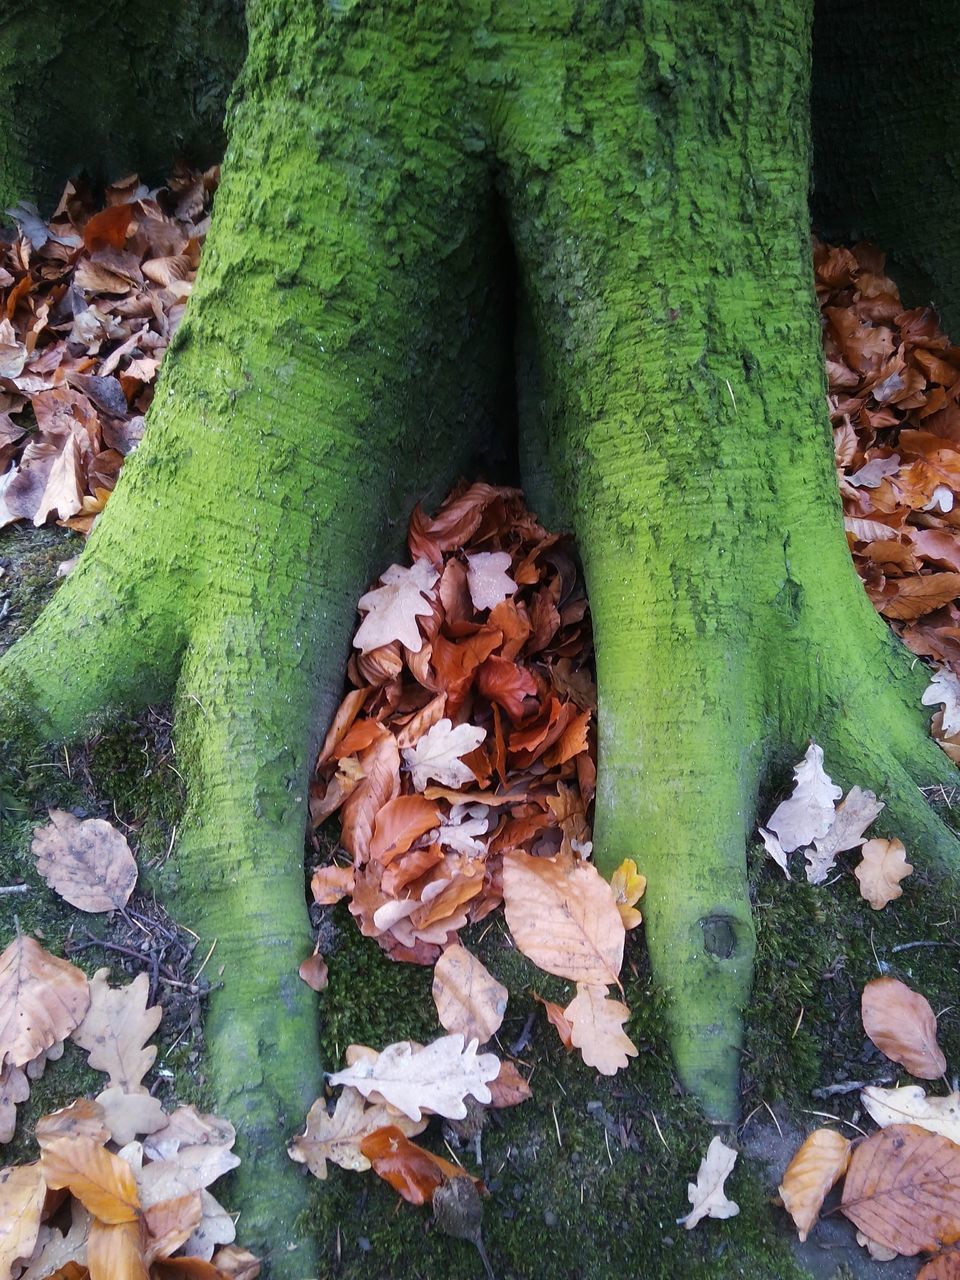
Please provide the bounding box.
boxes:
[856,1230,899,1262]
[563,984,637,1076]
[31,809,137,913]
[861,977,946,1079]
[861,1086,960,1144]
[609,859,646,929]
[432,945,507,1044]
[359,1125,474,1206]
[854,838,912,909]
[841,1124,960,1255]
[328,1034,500,1122]
[502,850,624,987]
[680,1137,740,1229]
[778,1129,851,1242]
[486,1059,532,1108]
[534,993,574,1050]
[0,1163,45,1280]
[41,1135,140,1223]
[763,743,842,854]
[71,969,162,1093]
[288,1088,426,1180]
[0,936,89,1070]
[803,786,883,885]
[402,719,486,792]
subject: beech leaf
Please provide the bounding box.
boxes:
[0,936,89,1070]
[353,560,439,654]
[402,718,486,791]
[609,858,646,929]
[465,552,517,611]
[763,744,842,854]
[288,1087,427,1180]
[432,945,508,1044]
[680,1137,740,1229]
[861,1086,960,1144]
[327,1034,500,1122]
[563,983,637,1075]
[359,1125,474,1206]
[854,837,913,909]
[778,1129,851,1242]
[31,810,138,913]
[71,969,162,1092]
[86,1217,148,1280]
[40,1135,140,1223]
[861,977,946,1079]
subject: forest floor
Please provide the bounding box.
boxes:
[3,526,958,1279]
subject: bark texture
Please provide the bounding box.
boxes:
[0,0,245,213]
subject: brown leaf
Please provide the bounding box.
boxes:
[0,1063,29,1144]
[287,1088,426,1180]
[878,572,960,621]
[339,734,400,862]
[534,993,574,1050]
[841,1124,960,1255]
[0,1162,46,1280]
[298,952,329,993]
[0,935,90,1069]
[144,1191,203,1263]
[563,983,637,1075]
[309,864,354,906]
[919,1248,960,1279]
[41,1135,140,1222]
[35,1098,110,1148]
[861,978,946,1078]
[210,1247,261,1280]
[854,837,913,909]
[31,810,138,913]
[71,969,162,1092]
[778,1129,852,1242]
[432,945,508,1044]
[87,1218,148,1280]
[83,204,135,252]
[486,1059,532,1108]
[502,850,624,987]
[152,1259,226,1279]
[359,1126,473,1206]
[369,796,440,863]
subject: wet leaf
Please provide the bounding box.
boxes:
[353,560,438,654]
[486,1059,532,1108]
[31,811,137,913]
[861,978,946,1078]
[359,1126,473,1206]
[778,1129,851,1242]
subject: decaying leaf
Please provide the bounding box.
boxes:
[183,1189,236,1261]
[563,983,637,1076]
[402,718,486,791]
[861,977,946,1079]
[136,1141,240,1209]
[328,1034,500,1122]
[486,1059,532,1108]
[680,1137,740,1229]
[763,744,842,854]
[854,838,912,909]
[778,1129,852,1242]
[71,969,162,1092]
[288,1088,427,1180]
[432,946,507,1044]
[353,560,439,654]
[841,1124,960,1255]
[31,809,138,912]
[16,1199,90,1280]
[40,1135,140,1223]
[502,850,624,987]
[359,1126,473,1206]
[0,936,89,1069]
[0,1163,45,1280]
[861,1085,960,1144]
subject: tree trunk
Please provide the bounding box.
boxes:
[1,0,957,1269]
[0,0,245,213]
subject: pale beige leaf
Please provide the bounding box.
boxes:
[35,1098,110,1148]
[328,1034,500,1122]
[465,552,517,611]
[288,1088,427,1180]
[922,669,960,736]
[353,560,438,654]
[861,1086,960,1144]
[40,1135,140,1222]
[804,786,884,884]
[97,1087,168,1146]
[502,850,624,986]
[86,1217,148,1280]
[136,1142,240,1209]
[71,969,162,1092]
[144,1191,203,1263]
[402,718,486,791]
[764,743,842,854]
[141,1106,234,1163]
[861,977,946,1078]
[856,1231,900,1261]
[778,1129,851,1241]
[563,983,637,1075]
[854,838,913,909]
[0,1163,45,1280]
[432,945,507,1044]
[0,1065,29,1144]
[25,1038,63,1082]
[182,1189,236,1260]
[298,952,329,992]
[0,936,90,1069]
[211,1245,261,1280]
[681,1137,740,1229]
[31,810,137,913]
[758,827,791,878]
[33,434,84,526]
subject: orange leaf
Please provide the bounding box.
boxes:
[83,204,134,251]
[86,1218,148,1280]
[487,1059,532,1108]
[298,952,329,992]
[563,983,637,1075]
[369,796,440,864]
[144,1191,203,1262]
[919,1248,960,1279]
[841,1124,960,1255]
[359,1126,472,1206]
[861,978,946,1079]
[432,944,508,1044]
[152,1260,227,1279]
[778,1129,852,1241]
[339,734,401,862]
[854,838,912,909]
[41,1135,140,1222]
[309,865,354,906]
[476,656,537,722]
[0,935,90,1068]
[534,993,574,1050]
[878,572,960,621]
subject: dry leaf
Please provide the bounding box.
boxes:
[211,1246,261,1280]
[804,786,884,884]
[486,1059,532,1108]
[861,977,946,1078]
[763,744,842,854]
[0,936,90,1069]
[922,670,960,735]
[71,969,162,1092]
[502,850,624,986]
[402,719,486,791]
[0,1163,45,1280]
[854,838,913,909]
[288,1088,427,1180]
[353,560,438,654]
[609,858,646,929]
[183,1190,235,1261]
[35,1098,110,1147]
[432,946,507,1044]
[758,827,791,878]
[143,1192,203,1263]
[778,1129,851,1241]
[680,1137,740,1229]
[856,1229,900,1261]
[17,1201,90,1280]
[141,1107,234,1163]
[841,1124,960,1255]
[328,1034,500,1122]
[534,993,574,1050]
[0,1064,29,1144]
[861,1086,960,1144]
[563,983,637,1075]
[918,1248,960,1279]
[87,1218,148,1280]
[136,1142,240,1209]
[359,1126,473,1206]
[96,1087,168,1146]
[298,953,329,993]
[309,865,355,906]
[31,810,138,913]
[465,552,517,612]
[41,1135,140,1222]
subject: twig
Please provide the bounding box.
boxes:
[811,1074,893,1099]
[0,884,29,895]
[509,1010,536,1057]
[892,940,960,952]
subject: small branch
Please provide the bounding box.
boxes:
[891,940,960,952]
[811,1074,894,1099]
[0,884,29,895]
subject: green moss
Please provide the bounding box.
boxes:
[0,526,77,649]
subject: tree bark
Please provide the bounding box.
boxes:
[0,0,245,213]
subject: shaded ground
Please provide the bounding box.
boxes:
[2,522,959,1279]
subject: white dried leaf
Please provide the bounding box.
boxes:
[680,1137,740,1229]
[922,669,960,737]
[438,804,490,856]
[764,744,842,854]
[353,559,439,654]
[402,718,486,791]
[847,455,900,488]
[466,551,517,611]
[758,827,790,879]
[861,1085,960,1144]
[803,786,883,885]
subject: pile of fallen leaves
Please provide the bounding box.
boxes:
[0,168,216,534]
[0,932,259,1279]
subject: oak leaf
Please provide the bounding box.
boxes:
[359,1126,474,1206]
[288,1087,427,1180]
[432,945,507,1044]
[31,810,137,913]
[465,552,517,612]
[778,1129,851,1242]
[502,850,624,987]
[0,1064,29,1144]
[861,1086,960,1144]
[841,1124,960,1255]
[437,804,490,856]
[923,669,960,736]
[680,1137,740,1229]
[369,795,440,863]
[563,983,637,1075]
[136,1142,240,1209]
[328,1034,500,1122]
[71,969,162,1092]
[297,952,329,993]
[96,1087,168,1146]
[182,1190,235,1261]
[804,786,883,884]
[353,560,439,654]
[0,936,89,1069]
[763,744,841,854]
[17,1201,90,1280]
[0,1163,45,1280]
[609,859,646,929]
[402,718,486,791]
[41,1135,140,1222]
[861,977,946,1078]
[142,1107,234,1163]
[854,837,912,909]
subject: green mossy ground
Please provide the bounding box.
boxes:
[3,525,958,1278]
